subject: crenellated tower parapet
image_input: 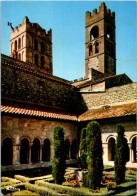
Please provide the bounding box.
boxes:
[10,16,53,75]
[85,2,116,79]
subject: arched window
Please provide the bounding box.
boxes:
[106,26,113,40]
[22,35,24,47]
[42,139,50,162]
[90,26,99,40]
[15,40,17,51]
[41,42,45,53]
[20,138,29,164]
[71,139,77,159]
[18,38,21,49]
[31,138,40,163]
[41,56,44,67]
[132,137,137,163]
[108,137,115,161]
[22,51,24,61]
[18,53,21,60]
[35,39,38,50]
[2,138,13,166]
[35,54,38,65]
[123,138,129,162]
[64,139,70,160]
[95,42,99,54]
[89,45,93,56]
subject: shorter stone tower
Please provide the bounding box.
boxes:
[85,2,116,79]
[10,16,53,75]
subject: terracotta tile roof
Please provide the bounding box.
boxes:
[78,102,136,121]
[1,104,78,121]
[72,79,90,87]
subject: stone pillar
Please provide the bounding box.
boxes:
[40,145,43,163]
[102,143,108,164]
[50,143,53,161]
[128,143,132,163]
[29,143,33,164]
[12,144,20,165]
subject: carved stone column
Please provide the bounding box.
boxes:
[40,144,43,163]
[29,143,33,164]
[12,144,20,165]
[128,143,132,163]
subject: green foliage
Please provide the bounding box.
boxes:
[25,183,60,195]
[86,121,103,190]
[52,126,66,184]
[114,125,126,184]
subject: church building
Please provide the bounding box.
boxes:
[1,2,136,171]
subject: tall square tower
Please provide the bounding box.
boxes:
[10,16,53,75]
[85,2,116,79]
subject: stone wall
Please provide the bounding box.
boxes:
[81,83,137,109]
[1,60,87,115]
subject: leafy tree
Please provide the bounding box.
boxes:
[114,125,126,184]
[86,121,103,190]
[52,126,66,184]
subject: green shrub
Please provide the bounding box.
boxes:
[25,183,59,195]
[52,126,66,184]
[36,180,93,196]
[14,175,30,183]
[114,125,126,184]
[86,121,103,190]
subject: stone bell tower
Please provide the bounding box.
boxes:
[85,2,116,79]
[10,16,53,75]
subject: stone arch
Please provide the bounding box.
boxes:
[42,138,50,162]
[31,138,40,163]
[108,137,115,161]
[2,138,13,166]
[64,139,70,160]
[129,134,137,143]
[71,139,78,159]
[20,138,29,164]
[90,26,99,40]
[106,25,113,41]
[131,136,137,163]
[106,135,115,143]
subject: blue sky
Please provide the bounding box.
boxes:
[1,1,136,82]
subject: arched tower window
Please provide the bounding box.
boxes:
[64,139,70,160]
[89,45,93,56]
[22,51,24,61]
[2,138,13,166]
[41,56,44,67]
[22,35,24,47]
[35,54,38,65]
[18,38,21,49]
[41,42,45,53]
[31,138,40,163]
[18,53,21,60]
[15,40,17,51]
[108,137,115,161]
[20,138,29,164]
[95,42,99,54]
[106,26,113,40]
[42,139,50,162]
[35,39,38,50]
[90,26,99,40]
